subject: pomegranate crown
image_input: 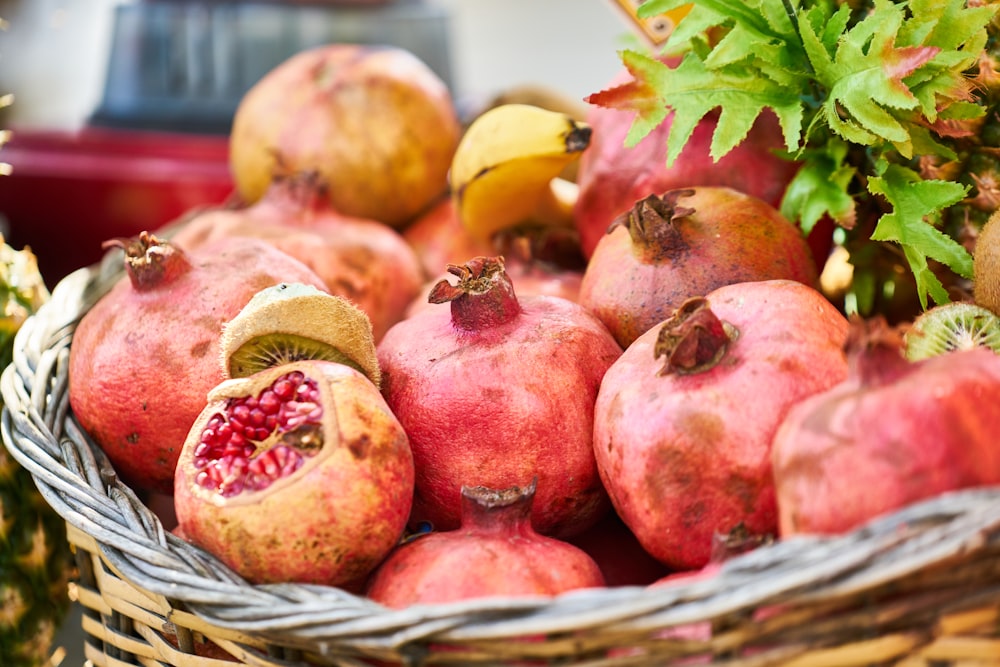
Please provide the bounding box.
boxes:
[102,231,192,291]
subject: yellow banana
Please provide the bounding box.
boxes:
[450,103,591,242]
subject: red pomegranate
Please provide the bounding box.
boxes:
[578,187,818,349]
[174,359,414,588]
[577,62,801,259]
[593,280,850,571]
[170,172,424,341]
[565,510,670,587]
[772,318,1000,536]
[377,256,622,539]
[365,481,605,607]
[68,233,328,494]
[229,44,461,227]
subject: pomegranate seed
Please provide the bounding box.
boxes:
[231,403,251,424]
[219,478,244,497]
[242,473,267,491]
[282,454,303,476]
[271,378,295,400]
[258,389,280,414]
[222,442,245,458]
[249,407,267,428]
[193,371,326,494]
[215,422,233,443]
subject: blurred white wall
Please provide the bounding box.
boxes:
[435,0,632,103]
[0,0,638,131]
[0,0,118,129]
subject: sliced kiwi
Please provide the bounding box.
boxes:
[903,301,1000,361]
[226,332,369,379]
[221,283,382,386]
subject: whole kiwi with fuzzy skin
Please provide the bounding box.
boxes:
[903,301,1000,361]
[974,208,1000,315]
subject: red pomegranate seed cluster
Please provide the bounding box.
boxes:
[193,370,323,496]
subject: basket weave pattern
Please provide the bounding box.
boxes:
[4,263,1000,666]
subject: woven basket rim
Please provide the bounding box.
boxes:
[4,259,1000,664]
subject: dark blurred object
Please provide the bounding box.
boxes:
[0,126,233,288]
[91,0,452,134]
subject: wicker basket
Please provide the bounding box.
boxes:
[4,261,1000,667]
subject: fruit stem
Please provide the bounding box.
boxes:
[428,256,522,331]
[611,190,696,262]
[103,231,191,291]
[460,480,537,535]
[654,297,737,375]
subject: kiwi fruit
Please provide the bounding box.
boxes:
[221,283,382,386]
[974,208,1000,315]
[903,301,1000,361]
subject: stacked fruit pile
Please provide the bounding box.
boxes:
[40,0,1000,660]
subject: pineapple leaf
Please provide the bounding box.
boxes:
[867,164,972,309]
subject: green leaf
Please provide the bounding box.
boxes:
[905,0,995,54]
[637,0,697,19]
[588,48,804,165]
[800,0,941,155]
[586,50,671,147]
[867,164,972,309]
[660,3,728,51]
[600,0,1000,313]
[906,124,958,162]
[780,139,856,234]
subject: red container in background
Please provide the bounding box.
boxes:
[0,1,452,289]
[0,126,234,288]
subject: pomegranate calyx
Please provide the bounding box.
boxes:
[654,297,737,375]
[102,231,192,291]
[460,479,537,532]
[610,190,695,259]
[265,169,332,214]
[845,314,912,386]
[428,256,522,331]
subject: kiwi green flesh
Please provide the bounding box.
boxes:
[226,332,367,379]
[903,302,1000,361]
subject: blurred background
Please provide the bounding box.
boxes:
[0,0,639,288]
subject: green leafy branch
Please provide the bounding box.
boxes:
[589,0,998,310]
